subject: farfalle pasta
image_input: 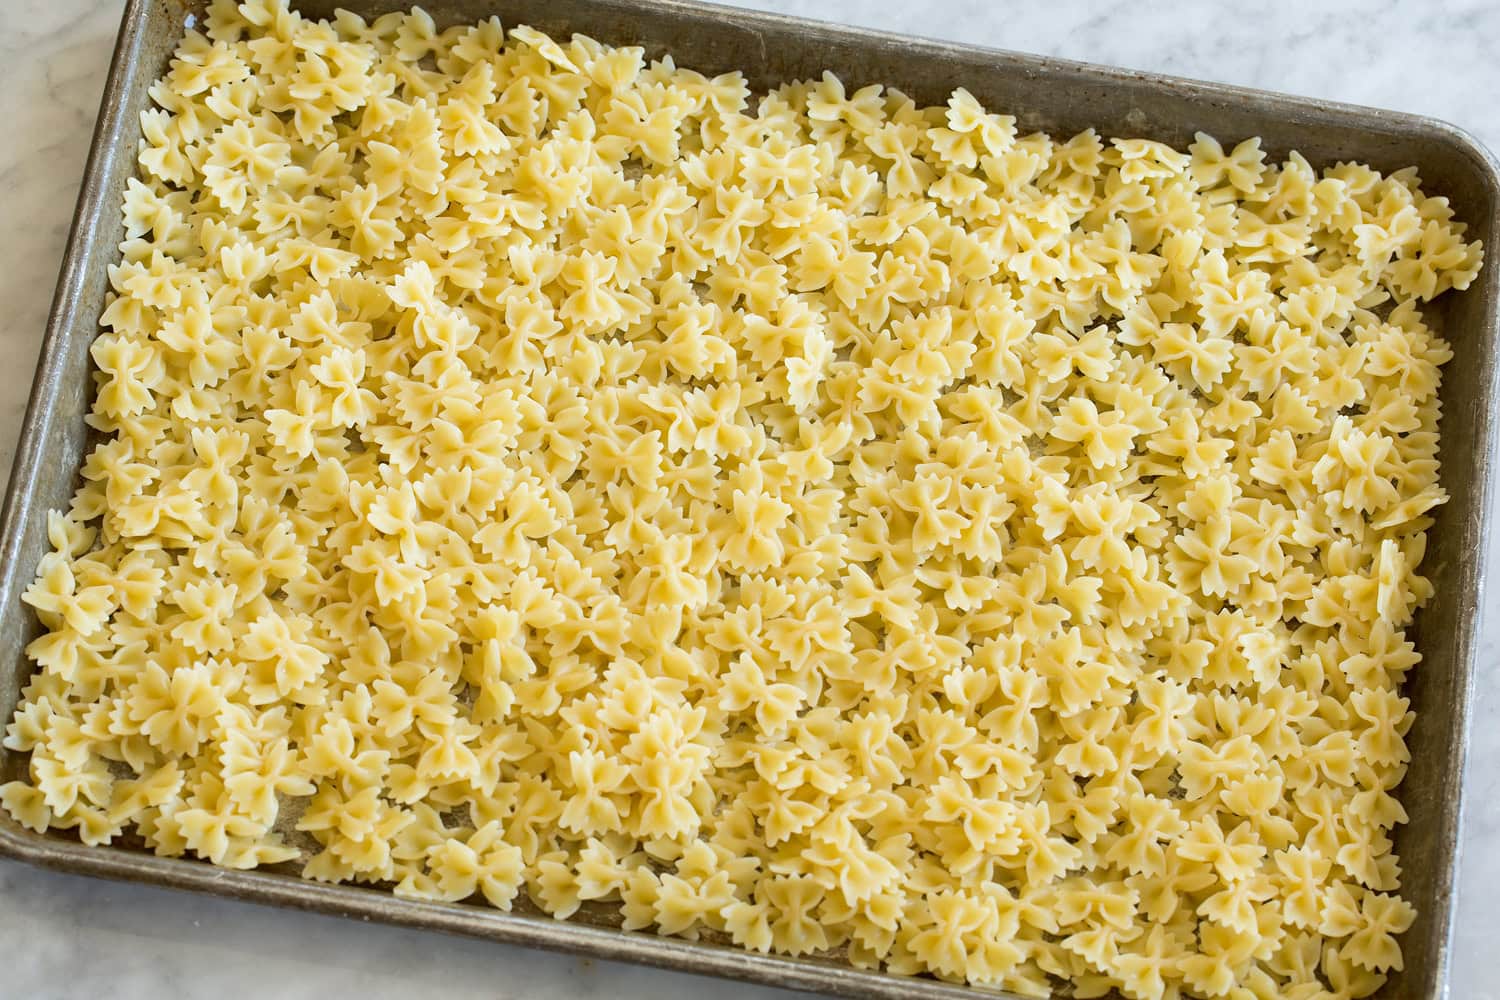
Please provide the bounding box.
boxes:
[1,1,1483,996]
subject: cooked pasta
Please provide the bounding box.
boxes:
[2,1,1482,996]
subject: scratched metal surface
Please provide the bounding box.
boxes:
[0,1,1495,997]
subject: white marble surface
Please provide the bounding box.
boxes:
[2,0,1499,996]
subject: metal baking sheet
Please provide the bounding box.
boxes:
[1,1,1495,997]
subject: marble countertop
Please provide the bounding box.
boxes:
[3,0,1498,997]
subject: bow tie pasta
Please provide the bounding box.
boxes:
[2,1,1483,997]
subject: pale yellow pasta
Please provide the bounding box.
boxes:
[1,1,1482,996]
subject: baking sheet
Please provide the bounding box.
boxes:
[0,1,1495,997]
